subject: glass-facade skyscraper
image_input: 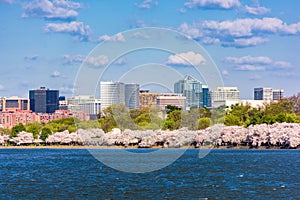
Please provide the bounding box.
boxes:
[125,83,140,109]
[29,87,59,113]
[174,75,209,109]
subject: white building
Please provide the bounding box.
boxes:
[254,88,284,100]
[213,99,275,109]
[211,87,240,108]
[67,96,101,119]
[100,81,125,110]
[125,83,140,109]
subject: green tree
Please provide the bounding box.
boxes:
[11,123,26,137]
[198,117,211,130]
[45,118,76,132]
[134,113,151,126]
[41,127,52,141]
[224,114,242,126]
[261,115,276,124]
[181,107,200,130]
[165,105,181,114]
[99,106,116,132]
[0,128,11,135]
[130,108,150,120]
[248,108,263,125]
[77,120,102,129]
[264,100,294,116]
[163,110,182,130]
[200,107,211,118]
[26,125,39,139]
[211,105,226,124]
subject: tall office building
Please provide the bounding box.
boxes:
[125,83,140,109]
[29,87,59,113]
[174,75,203,109]
[254,88,284,100]
[1,96,30,111]
[100,82,125,110]
[211,87,240,108]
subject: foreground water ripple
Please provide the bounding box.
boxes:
[0,149,299,199]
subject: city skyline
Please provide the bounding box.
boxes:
[0,0,299,99]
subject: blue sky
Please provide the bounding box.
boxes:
[0,0,299,99]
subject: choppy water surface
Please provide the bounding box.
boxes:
[0,148,299,199]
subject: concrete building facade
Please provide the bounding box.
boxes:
[1,96,30,111]
[156,94,186,110]
[139,90,159,109]
[254,88,284,100]
[211,87,240,108]
[67,96,101,119]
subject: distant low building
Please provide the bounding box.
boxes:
[59,96,68,110]
[1,96,30,112]
[0,110,89,129]
[156,94,186,110]
[254,87,284,100]
[213,99,276,110]
[211,87,240,108]
[67,96,101,119]
[0,110,38,129]
[139,90,159,109]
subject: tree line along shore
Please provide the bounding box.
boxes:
[0,99,300,149]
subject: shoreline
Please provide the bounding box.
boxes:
[0,145,299,150]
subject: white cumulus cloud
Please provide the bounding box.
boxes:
[224,55,272,65]
[95,33,126,42]
[178,23,203,39]
[273,61,292,69]
[235,65,265,71]
[244,5,270,15]
[135,0,158,9]
[231,37,268,48]
[22,0,81,20]
[179,17,300,48]
[184,0,241,9]
[44,21,91,41]
[63,54,86,64]
[166,51,206,66]
[224,55,293,72]
[85,55,109,67]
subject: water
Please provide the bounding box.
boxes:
[0,149,299,199]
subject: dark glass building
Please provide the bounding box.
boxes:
[202,85,211,108]
[29,87,59,113]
